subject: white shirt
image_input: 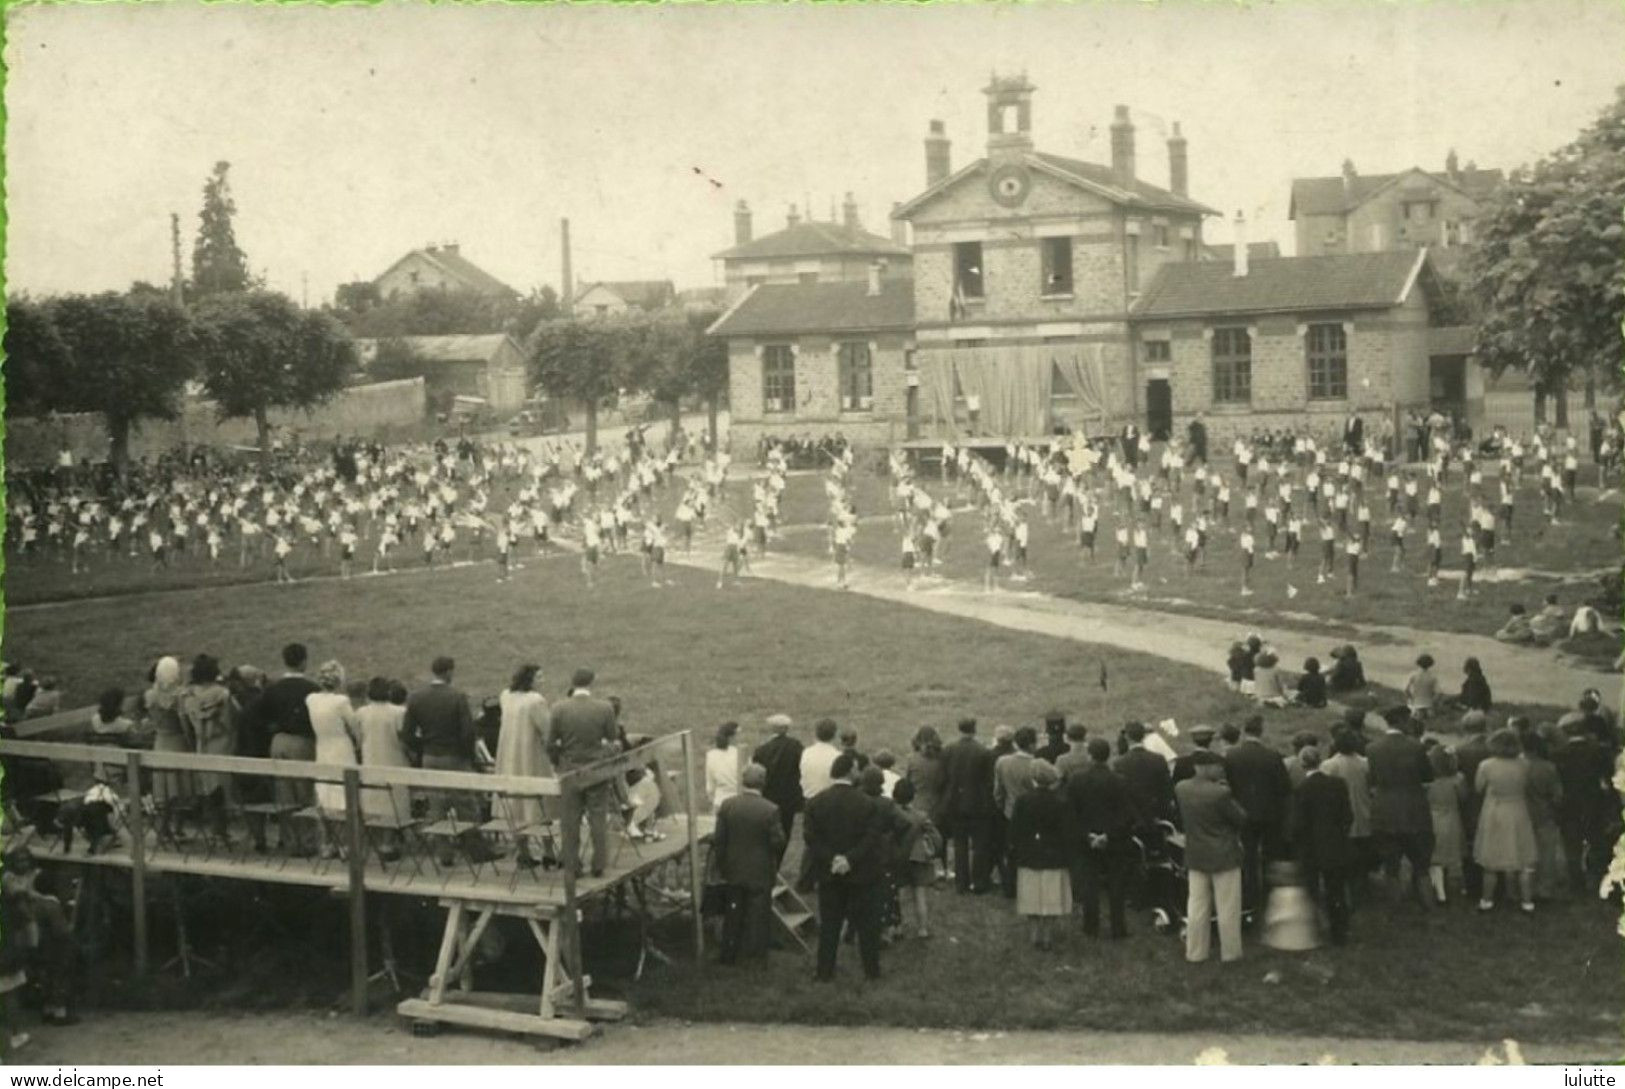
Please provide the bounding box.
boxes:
[704,746,741,808]
[800,741,841,800]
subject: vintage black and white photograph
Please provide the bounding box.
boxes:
[1,0,1622,1069]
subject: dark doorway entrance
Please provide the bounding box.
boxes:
[1430,356,1467,417]
[1146,379,1172,441]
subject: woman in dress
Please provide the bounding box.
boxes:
[1424,744,1466,904]
[1008,760,1073,950]
[494,663,554,865]
[306,661,360,829]
[704,721,742,810]
[906,726,947,828]
[357,676,412,826]
[179,654,233,841]
[145,656,190,843]
[1521,728,1567,901]
[1473,728,1539,913]
[1457,657,1493,713]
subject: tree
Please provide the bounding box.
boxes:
[3,296,74,419]
[337,286,513,338]
[368,337,433,388]
[685,309,731,451]
[528,318,634,455]
[191,161,253,299]
[1465,85,1625,427]
[193,291,357,469]
[41,292,199,471]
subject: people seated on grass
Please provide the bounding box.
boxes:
[1529,593,1570,645]
[1326,644,1367,695]
[1404,654,1441,720]
[1495,603,1537,645]
[1295,657,1328,709]
[1249,650,1290,707]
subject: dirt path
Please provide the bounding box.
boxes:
[12,1010,1617,1065]
[674,544,1615,710]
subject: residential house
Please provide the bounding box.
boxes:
[373,244,518,301]
[573,280,677,317]
[355,333,529,415]
[712,198,912,304]
[1289,153,1504,257]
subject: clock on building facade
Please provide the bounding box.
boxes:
[988,163,1032,208]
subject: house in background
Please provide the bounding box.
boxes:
[1129,247,1452,445]
[354,333,529,415]
[573,280,677,317]
[712,198,912,304]
[1289,154,1504,257]
[373,244,518,301]
[893,76,1218,442]
[1203,241,1282,264]
[676,286,728,314]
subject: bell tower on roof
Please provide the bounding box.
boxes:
[984,72,1036,162]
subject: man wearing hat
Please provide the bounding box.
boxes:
[712,764,787,965]
[548,667,620,877]
[1172,724,1218,788]
[1175,751,1248,963]
[751,714,805,843]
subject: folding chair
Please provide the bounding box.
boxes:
[363,785,425,882]
[419,801,490,884]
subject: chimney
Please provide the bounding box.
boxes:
[1341,158,1357,199]
[925,119,951,187]
[1110,105,1136,185]
[1446,149,1460,180]
[734,200,753,245]
[842,192,860,230]
[787,203,801,228]
[442,242,459,257]
[560,218,573,317]
[890,201,908,246]
[1167,121,1188,197]
[867,260,883,297]
[1232,211,1249,278]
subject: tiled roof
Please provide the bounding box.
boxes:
[576,280,676,309]
[1131,250,1426,319]
[1033,153,1219,216]
[707,279,915,338]
[379,248,517,297]
[1203,241,1282,263]
[712,220,910,261]
[1289,167,1504,218]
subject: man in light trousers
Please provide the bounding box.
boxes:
[1175,750,1249,963]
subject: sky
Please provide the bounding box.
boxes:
[6,1,1624,306]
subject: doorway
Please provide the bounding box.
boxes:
[1146,379,1172,441]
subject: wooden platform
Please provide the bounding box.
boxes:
[28,814,713,908]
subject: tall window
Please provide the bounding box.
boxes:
[762,345,796,414]
[1143,340,1171,364]
[1306,322,1348,400]
[1153,224,1171,249]
[1040,237,1073,296]
[838,342,873,411]
[1211,327,1252,404]
[954,242,985,299]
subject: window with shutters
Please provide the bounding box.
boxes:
[1211,327,1252,404]
[1306,322,1349,400]
[762,345,796,414]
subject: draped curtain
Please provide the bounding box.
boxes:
[1051,344,1112,431]
[918,346,1058,439]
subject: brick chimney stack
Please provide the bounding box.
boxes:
[734,200,752,245]
[1110,105,1136,185]
[1167,122,1188,197]
[842,192,860,230]
[925,120,951,187]
[787,203,801,228]
[1342,158,1357,199]
[890,202,907,246]
[1233,211,1249,278]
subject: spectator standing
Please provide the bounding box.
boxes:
[1222,717,1292,922]
[804,754,883,982]
[1367,712,1436,906]
[992,725,1040,899]
[751,714,804,842]
[1290,746,1354,945]
[257,643,320,853]
[941,718,996,894]
[704,721,743,810]
[1424,745,1467,905]
[1473,729,1539,913]
[546,667,619,877]
[712,764,786,966]
[1175,751,1248,964]
[1008,760,1073,950]
[1067,738,1134,940]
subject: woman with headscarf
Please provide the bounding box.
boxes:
[179,654,233,840]
[306,661,360,824]
[493,663,554,865]
[1473,728,1539,913]
[145,656,190,843]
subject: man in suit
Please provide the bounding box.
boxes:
[1187,412,1209,465]
[713,764,787,965]
[1171,724,1218,788]
[1453,711,1492,900]
[547,667,620,877]
[1366,712,1435,906]
[1343,413,1364,456]
[1290,746,1354,945]
[1554,718,1615,894]
[803,753,883,981]
[751,713,804,844]
[1175,751,1249,963]
[1036,712,1070,765]
[403,655,482,866]
[1067,738,1134,939]
[1115,721,1175,830]
[1221,716,1292,921]
[249,642,320,852]
[992,725,1038,899]
[941,717,996,894]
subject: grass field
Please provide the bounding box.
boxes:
[765,464,1623,640]
[8,547,1619,1043]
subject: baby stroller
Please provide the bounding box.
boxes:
[1136,819,1188,936]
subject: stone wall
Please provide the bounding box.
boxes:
[724,333,910,448]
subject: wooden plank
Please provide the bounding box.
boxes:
[434,988,623,1022]
[558,787,585,1016]
[395,997,594,1042]
[681,731,704,964]
[427,902,463,1005]
[529,916,556,1020]
[344,769,368,1016]
[124,750,148,976]
[451,908,495,991]
[554,734,686,792]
